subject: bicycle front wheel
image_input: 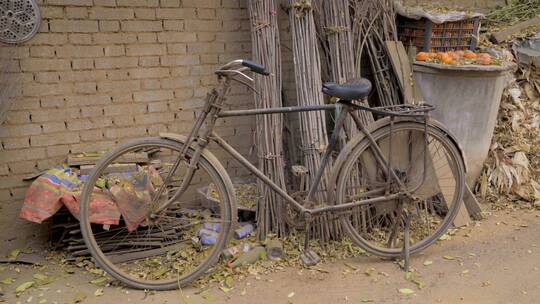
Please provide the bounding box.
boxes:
[80,137,235,290]
[336,121,465,258]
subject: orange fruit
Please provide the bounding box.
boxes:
[437,52,453,64]
[428,52,438,59]
[416,52,429,61]
[447,51,460,61]
[463,50,478,59]
[477,54,492,65]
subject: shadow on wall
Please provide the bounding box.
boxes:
[0,50,44,253]
[0,51,19,125]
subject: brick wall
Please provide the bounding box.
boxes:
[0,0,257,243]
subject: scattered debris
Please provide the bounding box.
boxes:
[72,292,87,303]
[491,17,540,44]
[222,243,251,261]
[203,183,258,211]
[513,34,540,67]
[230,246,266,268]
[0,252,46,265]
[89,277,108,286]
[398,288,415,295]
[485,0,540,28]
[15,281,34,296]
[33,274,54,286]
[266,239,284,261]
[94,288,104,297]
[478,66,540,209]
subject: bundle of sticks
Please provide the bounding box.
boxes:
[287,0,346,243]
[250,0,403,243]
[248,0,288,239]
[314,0,374,129]
[351,0,402,106]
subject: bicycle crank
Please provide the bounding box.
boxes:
[282,191,317,230]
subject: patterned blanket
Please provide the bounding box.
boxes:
[20,166,161,231]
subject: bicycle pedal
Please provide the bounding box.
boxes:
[300,249,321,266]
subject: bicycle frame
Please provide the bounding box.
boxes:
[153,75,432,221]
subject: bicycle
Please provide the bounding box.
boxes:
[80,59,466,290]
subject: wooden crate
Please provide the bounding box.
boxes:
[397,16,480,52]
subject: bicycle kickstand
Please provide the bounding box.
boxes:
[299,214,320,266]
[401,213,412,272]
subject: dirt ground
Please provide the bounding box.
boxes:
[1,207,539,304]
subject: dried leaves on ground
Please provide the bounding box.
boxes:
[478,64,540,210]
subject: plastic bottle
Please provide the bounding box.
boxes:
[198,228,218,246]
[203,222,221,232]
[234,223,255,240]
[222,243,251,260]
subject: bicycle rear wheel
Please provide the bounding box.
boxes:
[336,121,465,258]
[80,137,235,290]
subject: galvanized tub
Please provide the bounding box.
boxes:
[413,62,515,186]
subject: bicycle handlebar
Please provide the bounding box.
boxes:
[218,59,270,76]
[241,60,270,76]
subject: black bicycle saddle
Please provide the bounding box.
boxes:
[322,78,372,101]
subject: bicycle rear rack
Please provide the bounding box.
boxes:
[345,101,434,119]
[374,103,435,117]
